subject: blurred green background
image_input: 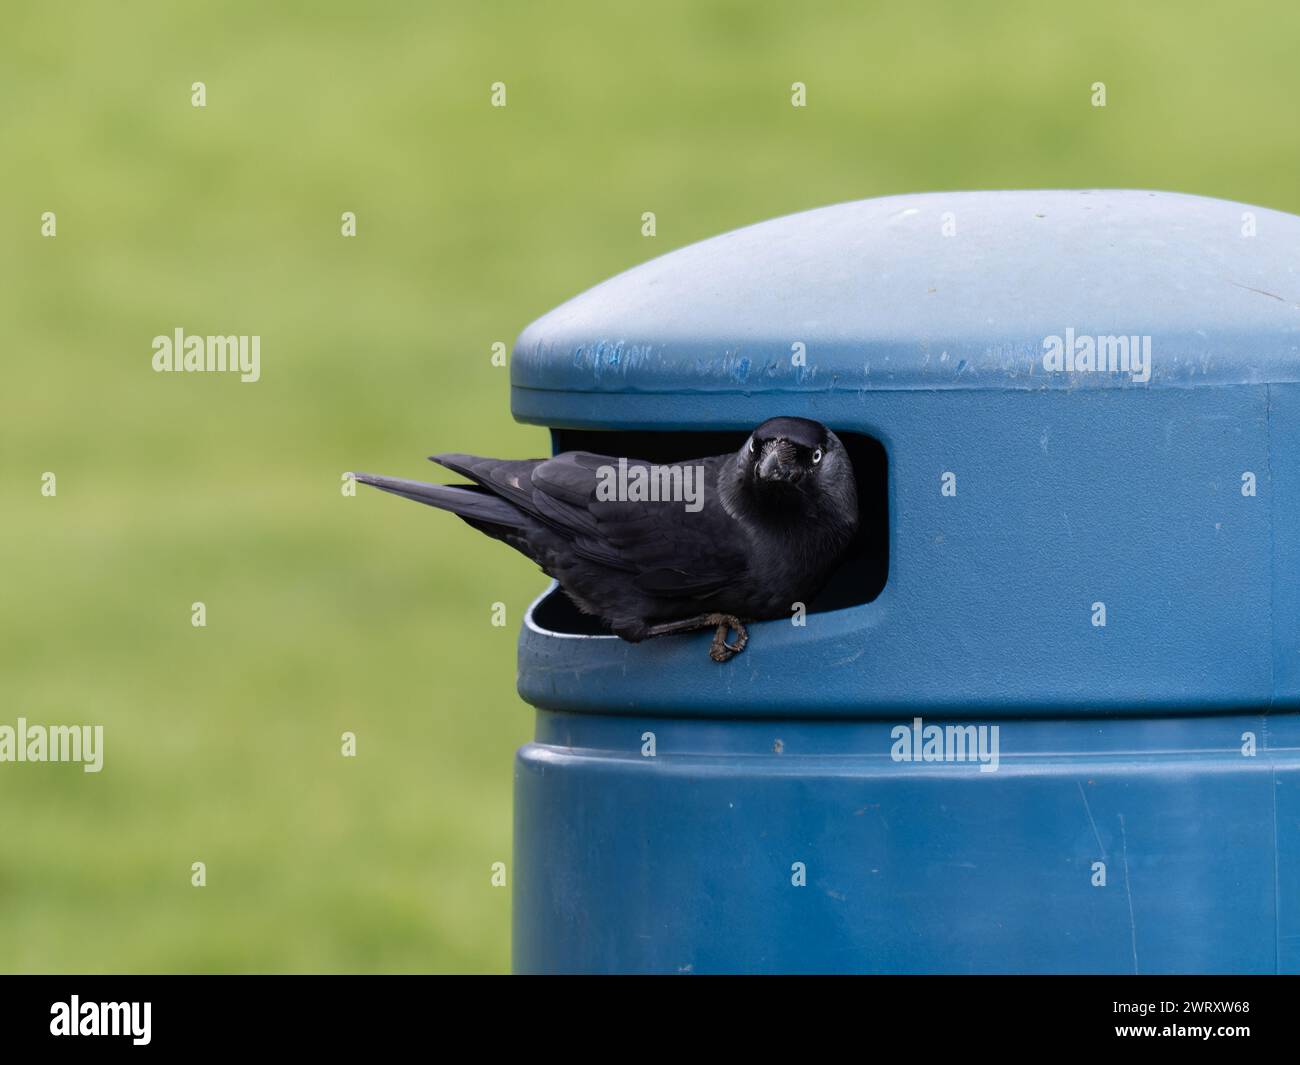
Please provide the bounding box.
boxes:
[1,0,1297,973]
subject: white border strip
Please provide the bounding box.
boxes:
[524,581,618,640]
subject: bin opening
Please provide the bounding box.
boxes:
[529,427,889,636]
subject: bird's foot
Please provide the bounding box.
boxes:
[707,615,748,662]
[640,612,750,661]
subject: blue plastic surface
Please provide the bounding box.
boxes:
[507,191,1300,973]
[515,711,1298,974]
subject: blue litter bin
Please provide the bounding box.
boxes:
[508,190,1300,974]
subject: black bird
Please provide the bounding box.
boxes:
[352,417,858,661]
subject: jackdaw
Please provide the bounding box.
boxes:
[352,416,858,661]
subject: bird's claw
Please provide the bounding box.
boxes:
[708,616,748,662]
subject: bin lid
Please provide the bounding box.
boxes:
[511,189,1300,419]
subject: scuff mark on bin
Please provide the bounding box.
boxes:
[570,340,660,385]
[1077,781,1107,859]
[1119,813,1139,974]
[1228,280,1287,304]
[830,644,870,668]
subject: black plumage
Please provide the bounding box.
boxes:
[352,416,859,660]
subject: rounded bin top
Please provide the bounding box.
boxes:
[511,189,1300,422]
[509,190,1300,718]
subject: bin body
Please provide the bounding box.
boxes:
[508,190,1300,973]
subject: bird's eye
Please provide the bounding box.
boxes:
[812,447,823,465]
[749,437,756,454]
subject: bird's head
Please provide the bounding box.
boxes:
[734,417,858,524]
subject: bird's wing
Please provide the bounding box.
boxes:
[432,451,747,596]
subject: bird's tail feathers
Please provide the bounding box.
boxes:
[350,472,523,529]
[427,452,487,481]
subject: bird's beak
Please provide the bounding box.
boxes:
[756,440,798,483]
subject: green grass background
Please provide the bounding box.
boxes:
[1,0,1297,972]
